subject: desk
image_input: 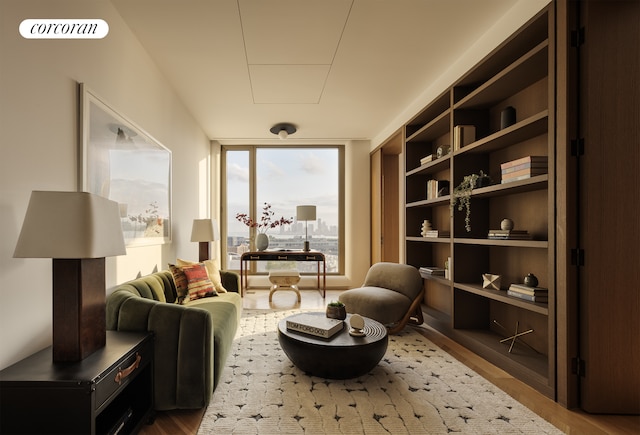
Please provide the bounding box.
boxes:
[240,251,326,298]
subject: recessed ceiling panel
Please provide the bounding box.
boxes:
[239,0,353,65]
[249,64,331,103]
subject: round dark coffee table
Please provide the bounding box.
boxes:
[278,312,388,379]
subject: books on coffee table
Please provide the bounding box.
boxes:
[286,314,344,338]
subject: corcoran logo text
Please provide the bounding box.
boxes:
[19,19,109,39]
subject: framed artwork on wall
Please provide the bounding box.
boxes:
[79,82,172,247]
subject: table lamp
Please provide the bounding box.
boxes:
[296,205,316,252]
[13,191,126,362]
[190,218,219,261]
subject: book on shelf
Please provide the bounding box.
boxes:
[501,173,546,184]
[501,170,547,184]
[501,167,548,179]
[420,154,434,165]
[509,283,548,295]
[419,266,445,276]
[501,161,549,174]
[507,289,548,303]
[286,314,344,339]
[487,229,531,240]
[424,229,450,238]
[453,125,476,150]
[426,179,449,200]
[500,155,548,170]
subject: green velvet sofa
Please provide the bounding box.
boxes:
[106,270,242,410]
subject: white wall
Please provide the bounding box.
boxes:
[0,1,211,369]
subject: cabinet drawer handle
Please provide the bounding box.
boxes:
[115,353,141,385]
[278,256,287,260]
[250,256,260,260]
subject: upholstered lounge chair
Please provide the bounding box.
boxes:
[339,262,424,334]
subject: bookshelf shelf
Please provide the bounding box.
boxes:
[454,238,548,248]
[455,282,549,315]
[454,41,549,110]
[406,195,450,208]
[406,236,451,244]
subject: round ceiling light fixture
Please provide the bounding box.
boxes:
[270,123,297,140]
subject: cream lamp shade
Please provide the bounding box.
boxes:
[190,218,220,242]
[14,191,126,258]
[296,205,316,221]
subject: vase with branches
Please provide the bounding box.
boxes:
[236,203,293,250]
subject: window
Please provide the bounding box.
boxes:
[222,146,344,274]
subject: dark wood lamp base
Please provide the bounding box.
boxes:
[52,258,106,362]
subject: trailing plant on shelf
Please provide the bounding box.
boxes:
[451,171,491,232]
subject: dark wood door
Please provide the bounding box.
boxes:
[577,0,640,414]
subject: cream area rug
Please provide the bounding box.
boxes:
[198,309,563,435]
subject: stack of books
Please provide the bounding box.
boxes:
[419,266,445,277]
[453,125,476,151]
[487,229,532,240]
[286,314,344,339]
[424,229,450,238]
[507,284,548,303]
[426,179,449,199]
[501,156,548,183]
[420,154,435,165]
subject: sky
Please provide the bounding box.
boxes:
[226,147,339,236]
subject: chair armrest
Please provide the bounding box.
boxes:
[220,270,240,293]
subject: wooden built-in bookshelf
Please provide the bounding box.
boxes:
[403,7,556,398]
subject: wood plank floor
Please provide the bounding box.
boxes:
[140,289,640,434]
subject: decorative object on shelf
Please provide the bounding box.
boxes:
[349,313,366,337]
[451,171,491,232]
[523,273,539,287]
[482,273,502,290]
[236,202,293,251]
[445,257,451,280]
[501,218,514,231]
[190,218,219,261]
[326,300,347,320]
[421,219,432,237]
[453,125,476,150]
[436,145,451,158]
[296,205,316,252]
[500,106,517,129]
[13,191,126,362]
[270,122,297,140]
[495,320,535,354]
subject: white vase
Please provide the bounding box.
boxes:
[255,233,269,251]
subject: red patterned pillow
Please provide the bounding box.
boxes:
[182,263,218,301]
[168,263,189,304]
